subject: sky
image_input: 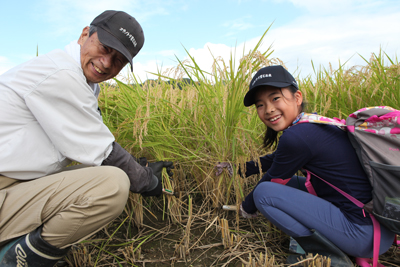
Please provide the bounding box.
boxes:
[1,0,400,82]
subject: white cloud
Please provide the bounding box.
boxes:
[256,11,400,77]
[188,43,234,66]
[122,60,177,82]
[140,5,399,81]
[16,0,397,84]
[96,0,400,83]
[124,42,248,82]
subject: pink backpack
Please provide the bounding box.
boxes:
[293,106,400,267]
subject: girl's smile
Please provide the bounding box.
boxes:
[254,86,303,132]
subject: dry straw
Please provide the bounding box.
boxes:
[86,29,400,266]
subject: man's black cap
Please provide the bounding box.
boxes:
[244,65,298,107]
[91,10,144,71]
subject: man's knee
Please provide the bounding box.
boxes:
[37,167,130,248]
[100,165,130,187]
[95,166,130,215]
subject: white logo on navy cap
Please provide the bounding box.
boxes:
[119,28,138,47]
[252,73,272,86]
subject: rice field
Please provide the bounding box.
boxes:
[63,31,400,266]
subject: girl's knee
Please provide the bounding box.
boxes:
[253,182,291,210]
[253,182,280,200]
[253,182,273,209]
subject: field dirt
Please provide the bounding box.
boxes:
[62,194,400,267]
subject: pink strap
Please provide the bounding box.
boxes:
[305,170,364,208]
[304,170,382,267]
[271,178,291,185]
[354,214,382,267]
[305,171,317,196]
[395,235,400,246]
[356,257,385,267]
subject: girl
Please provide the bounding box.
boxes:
[240,65,394,266]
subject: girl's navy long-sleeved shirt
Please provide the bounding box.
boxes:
[241,122,373,225]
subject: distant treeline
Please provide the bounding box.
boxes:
[138,78,198,90]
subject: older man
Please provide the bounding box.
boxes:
[0,10,172,266]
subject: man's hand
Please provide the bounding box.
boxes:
[141,161,174,197]
[148,161,174,179]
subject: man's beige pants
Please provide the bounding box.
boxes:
[0,166,130,249]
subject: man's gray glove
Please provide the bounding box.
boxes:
[102,142,155,193]
[141,161,174,197]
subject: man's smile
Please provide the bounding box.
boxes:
[93,63,104,74]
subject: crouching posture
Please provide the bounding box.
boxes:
[0,10,173,266]
[239,65,395,266]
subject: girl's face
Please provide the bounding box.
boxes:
[254,86,303,132]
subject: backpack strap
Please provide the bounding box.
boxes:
[355,215,383,267]
[293,113,347,129]
[395,235,400,246]
[304,169,381,267]
[305,170,364,208]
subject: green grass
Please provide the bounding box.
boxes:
[99,30,399,209]
[85,29,400,266]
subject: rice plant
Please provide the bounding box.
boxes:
[84,30,400,266]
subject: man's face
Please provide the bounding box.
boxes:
[78,27,129,83]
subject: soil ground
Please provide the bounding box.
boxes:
[62,195,400,267]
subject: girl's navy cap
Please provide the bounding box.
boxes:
[244,65,298,107]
